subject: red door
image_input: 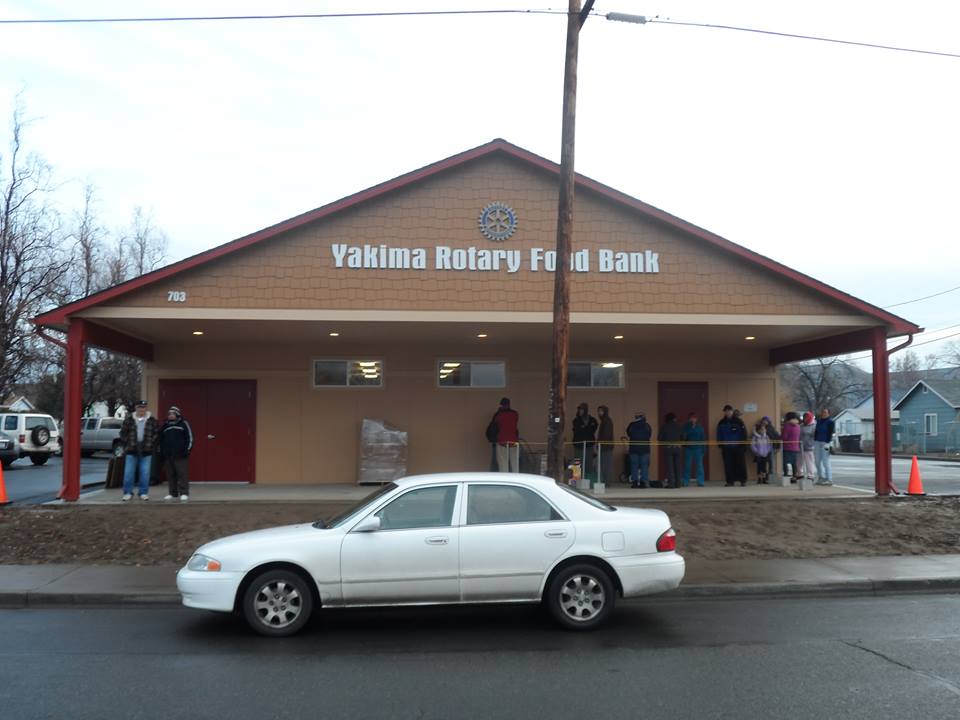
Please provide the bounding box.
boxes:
[657,382,710,482]
[158,380,256,482]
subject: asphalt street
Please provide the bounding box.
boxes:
[829,454,960,494]
[2,594,959,719]
[1,455,108,504]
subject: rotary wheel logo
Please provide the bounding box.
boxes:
[479,202,518,242]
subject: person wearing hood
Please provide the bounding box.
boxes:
[780,412,802,482]
[681,412,706,487]
[814,408,836,486]
[119,400,159,501]
[658,412,683,488]
[596,405,614,487]
[799,411,817,483]
[159,405,194,501]
[624,411,652,488]
[572,403,599,480]
[716,405,748,486]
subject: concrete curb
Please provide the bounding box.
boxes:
[2,578,959,610]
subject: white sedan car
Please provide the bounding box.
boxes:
[177,473,684,636]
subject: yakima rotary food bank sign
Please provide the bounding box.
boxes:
[330,201,660,274]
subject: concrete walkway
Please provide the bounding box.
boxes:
[2,555,959,608]
[71,480,867,505]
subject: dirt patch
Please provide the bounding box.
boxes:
[1,497,959,565]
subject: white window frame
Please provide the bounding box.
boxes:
[924,413,938,437]
[567,360,626,389]
[436,359,507,389]
[311,358,384,389]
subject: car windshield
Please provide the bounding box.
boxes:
[557,484,616,512]
[315,483,398,529]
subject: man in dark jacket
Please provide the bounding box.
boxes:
[625,411,652,488]
[814,408,836,485]
[658,412,683,488]
[572,403,598,480]
[119,400,159,501]
[716,405,748,486]
[159,406,193,501]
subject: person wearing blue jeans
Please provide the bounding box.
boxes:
[625,412,652,488]
[681,412,706,486]
[814,409,836,485]
[118,400,159,501]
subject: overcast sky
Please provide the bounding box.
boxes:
[2,0,958,365]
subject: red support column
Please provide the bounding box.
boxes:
[871,326,892,496]
[59,319,87,502]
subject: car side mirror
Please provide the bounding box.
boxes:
[353,515,381,533]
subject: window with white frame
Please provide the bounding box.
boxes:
[438,360,505,387]
[924,413,938,436]
[568,361,625,388]
[313,359,383,387]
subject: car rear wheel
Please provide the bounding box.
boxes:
[546,563,615,631]
[242,569,314,637]
[29,454,49,466]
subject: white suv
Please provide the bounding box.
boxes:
[0,413,60,467]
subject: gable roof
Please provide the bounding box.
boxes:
[893,379,960,410]
[34,138,921,333]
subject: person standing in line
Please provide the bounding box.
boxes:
[493,398,520,473]
[731,409,749,485]
[624,411,652,488]
[596,405,614,488]
[658,412,683,489]
[716,405,747,487]
[762,416,781,482]
[814,408,836,486]
[572,403,598,480]
[780,412,802,482]
[159,406,193,502]
[751,420,773,484]
[799,411,817,483]
[680,412,706,487]
[119,400,158,501]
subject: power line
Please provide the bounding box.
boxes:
[845,324,960,361]
[645,18,960,60]
[883,284,960,308]
[0,9,566,25]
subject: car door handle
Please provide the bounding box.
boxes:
[545,530,568,539]
[425,537,449,545]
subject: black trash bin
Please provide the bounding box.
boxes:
[838,434,862,453]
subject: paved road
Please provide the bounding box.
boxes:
[829,454,960,494]
[2,595,959,719]
[1,455,108,504]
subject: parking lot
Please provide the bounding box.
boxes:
[2,455,109,504]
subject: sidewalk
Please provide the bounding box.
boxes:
[2,555,959,608]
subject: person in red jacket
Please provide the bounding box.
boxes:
[493,397,520,473]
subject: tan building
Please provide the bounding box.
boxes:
[37,140,919,498]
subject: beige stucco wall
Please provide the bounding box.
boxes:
[109,154,847,317]
[144,340,777,485]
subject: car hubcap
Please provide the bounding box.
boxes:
[559,574,605,622]
[253,579,303,628]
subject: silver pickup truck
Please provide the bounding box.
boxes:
[80,417,124,457]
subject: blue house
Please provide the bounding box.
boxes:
[893,379,960,454]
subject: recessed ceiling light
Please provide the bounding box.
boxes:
[601,362,623,368]
[476,333,488,338]
[192,331,204,336]
[613,335,624,340]
[329,332,340,337]
[745,336,756,341]
[442,362,461,368]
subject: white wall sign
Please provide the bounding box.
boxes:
[330,243,660,274]
[743,402,758,413]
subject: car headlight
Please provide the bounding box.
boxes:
[187,553,222,572]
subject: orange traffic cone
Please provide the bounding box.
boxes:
[907,456,925,496]
[0,462,8,505]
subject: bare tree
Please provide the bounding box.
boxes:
[69,184,106,297]
[124,206,167,276]
[890,350,926,386]
[0,103,71,400]
[942,341,960,369]
[781,357,869,414]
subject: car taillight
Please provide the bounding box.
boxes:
[656,528,677,553]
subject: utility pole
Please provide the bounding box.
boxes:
[547,0,593,482]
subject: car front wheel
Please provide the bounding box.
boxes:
[29,454,50,466]
[546,563,616,631]
[242,569,314,637]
